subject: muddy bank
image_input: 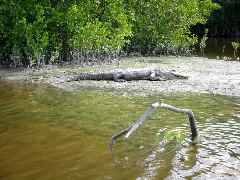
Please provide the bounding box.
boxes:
[0,57,239,97]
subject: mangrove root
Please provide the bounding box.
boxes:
[109,99,198,150]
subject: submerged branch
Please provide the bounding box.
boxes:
[110,99,198,150]
[109,126,132,150]
[125,102,160,138]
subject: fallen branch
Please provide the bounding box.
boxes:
[110,99,198,150]
[109,126,132,150]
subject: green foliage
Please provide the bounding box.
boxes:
[231,42,240,57]
[231,42,240,50]
[0,0,133,66]
[71,1,132,53]
[127,0,220,55]
[0,0,219,67]
[164,131,173,141]
[174,131,186,143]
[155,129,186,145]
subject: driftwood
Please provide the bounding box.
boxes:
[109,99,198,150]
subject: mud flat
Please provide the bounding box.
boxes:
[0,56,239,97]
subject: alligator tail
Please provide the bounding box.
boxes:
[74,73,112,81]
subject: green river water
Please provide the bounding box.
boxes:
[0,79,239,179]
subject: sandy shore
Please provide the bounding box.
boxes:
[0,56,239,97]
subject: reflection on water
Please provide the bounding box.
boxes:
[0,79,239,179]
[197,37,240,60]
[168,119,240,179]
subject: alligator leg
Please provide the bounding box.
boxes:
[171,72,188,79]
[148,72,166,81]
[113,72,126,82]
[149,76,166,81]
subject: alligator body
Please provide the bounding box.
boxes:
[60,68,188,82]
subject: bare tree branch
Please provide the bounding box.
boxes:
[109,99,198,150]
[109,126,132,150]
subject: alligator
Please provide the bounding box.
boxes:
[58,68,188,82]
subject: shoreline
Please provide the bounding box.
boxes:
[0,56,240,97]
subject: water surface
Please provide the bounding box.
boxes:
[0,79,239,179]
[197,37,240,60]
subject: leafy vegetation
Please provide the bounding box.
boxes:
[126,0,219,55]
[0,0,219,67]
[231,42,240,57]
[155,129,186,144]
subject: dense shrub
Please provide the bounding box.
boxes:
[0,0,219,67]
